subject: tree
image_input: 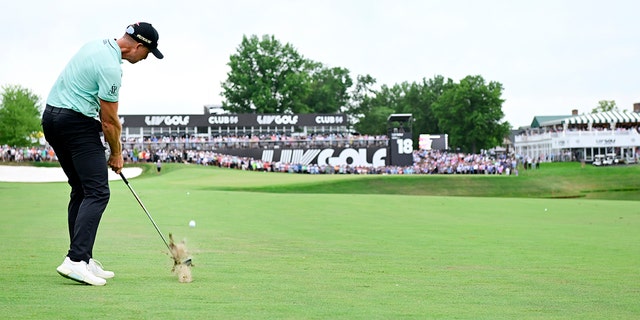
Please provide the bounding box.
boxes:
[432,75,510,153]
[348,75,453,143]
[221,34,312,114]
[351,83,399,135]
[302,65,353,114]
[222,34,357,115]
[0,85,42,146]
[592,100,618,113]
[353,96,394,135]
[345,75,376,115]
[344,74,377,131]
[403,75,454,140]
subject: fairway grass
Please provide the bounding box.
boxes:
[0,164,638,319]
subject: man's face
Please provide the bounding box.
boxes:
[128,44,151,64]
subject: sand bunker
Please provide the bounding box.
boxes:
[0,165,143,182]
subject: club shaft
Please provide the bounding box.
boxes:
[120,172,171,251]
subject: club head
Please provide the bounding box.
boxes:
[183,258,192,266]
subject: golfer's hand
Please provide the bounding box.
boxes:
[108,153,124,174]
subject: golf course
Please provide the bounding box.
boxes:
[0,162,638,319]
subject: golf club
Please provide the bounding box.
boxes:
[119,172,191,266]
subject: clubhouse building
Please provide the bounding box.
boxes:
[513,104,640,163]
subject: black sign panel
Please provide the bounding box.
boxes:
[119,113,348,127]
[387,132,413,166]
[217,146,387,167]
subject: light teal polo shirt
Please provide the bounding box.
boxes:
[47,38,122,118]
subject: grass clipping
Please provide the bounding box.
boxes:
[169,233,193,283]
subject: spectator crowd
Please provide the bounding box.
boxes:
[115,147,520,176]
[2,132,521,176]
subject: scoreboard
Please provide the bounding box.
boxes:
[387,132,413,166]
[386,114,414,167]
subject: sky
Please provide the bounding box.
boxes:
[1,0,639,128]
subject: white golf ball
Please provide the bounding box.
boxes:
[189,220,196,228]
[544,208,548,212]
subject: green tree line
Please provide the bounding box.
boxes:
[222,34,510,153]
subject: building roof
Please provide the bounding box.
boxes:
[530,115,572,128]
[566,110,640,125]
[538,110,640,127]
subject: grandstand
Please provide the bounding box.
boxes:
[513,105,640,163]
[118,109,401,167]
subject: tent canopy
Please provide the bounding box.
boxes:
[538,110,640,127]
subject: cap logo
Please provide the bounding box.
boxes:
[136,34,152,44]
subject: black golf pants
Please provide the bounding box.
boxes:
[41,105,110,263]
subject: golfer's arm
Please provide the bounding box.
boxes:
[99,99,122,156]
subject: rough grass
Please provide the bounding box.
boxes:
[206,162,640,200]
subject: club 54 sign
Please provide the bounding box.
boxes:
[122,113,347,127]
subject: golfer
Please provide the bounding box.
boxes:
[42,22,163,286]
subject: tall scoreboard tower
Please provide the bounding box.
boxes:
[386,113,413,166]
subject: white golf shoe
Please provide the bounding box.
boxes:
[88,259,115,279]
[56,257,106,286]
